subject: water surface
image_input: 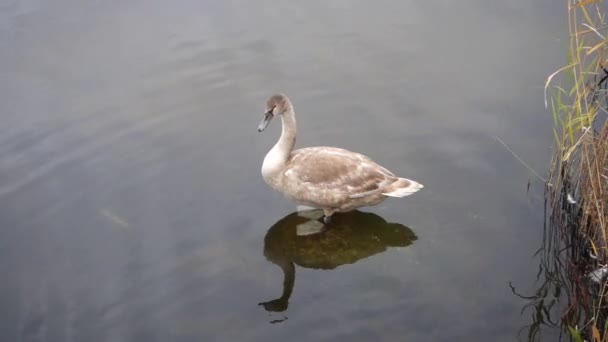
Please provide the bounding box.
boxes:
[0,1,565,341]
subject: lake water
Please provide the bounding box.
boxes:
[0,1,566,341]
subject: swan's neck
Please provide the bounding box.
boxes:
[278,260,295,302]
[262,108,296,181]
[259,259,295,312]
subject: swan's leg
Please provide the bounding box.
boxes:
[322,208,336,224]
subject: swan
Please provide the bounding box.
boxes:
[258,210,417,313]
[257,93,423,223]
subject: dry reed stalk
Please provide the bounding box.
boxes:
[541,0,608,340]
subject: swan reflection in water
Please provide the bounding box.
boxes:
[259,210,417,314]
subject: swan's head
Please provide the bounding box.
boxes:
[258,93,291,132]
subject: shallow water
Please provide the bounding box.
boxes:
[0,1,566,341]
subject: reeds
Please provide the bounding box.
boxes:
[541,0,608,340]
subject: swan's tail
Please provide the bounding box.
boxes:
[382,178,424,197]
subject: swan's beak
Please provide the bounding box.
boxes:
[258,111,274,132]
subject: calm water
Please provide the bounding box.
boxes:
[1,1,566,341]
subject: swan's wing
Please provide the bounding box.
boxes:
[285,147,396,199]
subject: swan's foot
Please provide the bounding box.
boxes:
[323,215,332,224]
[296,220,325,236]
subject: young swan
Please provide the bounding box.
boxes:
[257,93,423,224]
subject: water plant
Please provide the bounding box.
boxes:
[534,0,608,340]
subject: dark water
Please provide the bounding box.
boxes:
[1,1,566,341]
